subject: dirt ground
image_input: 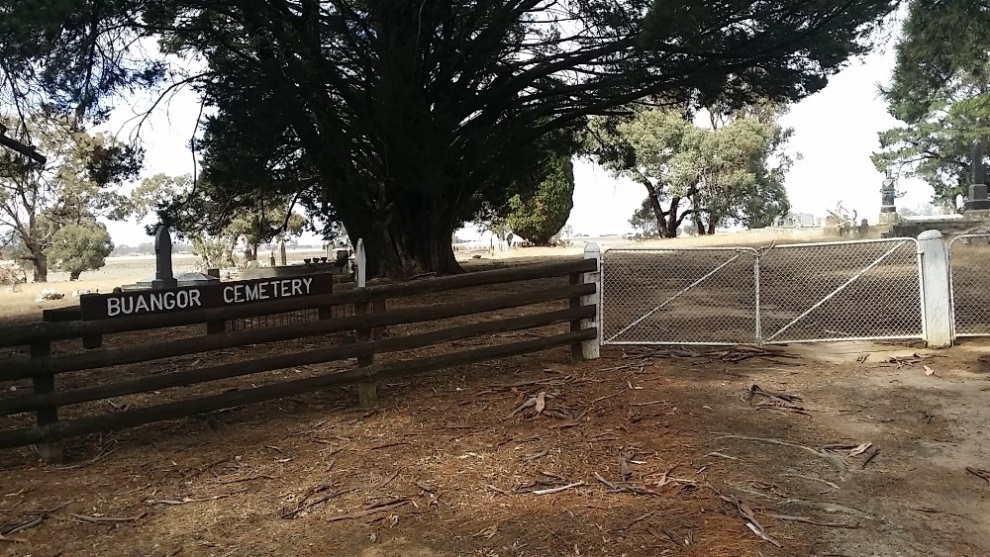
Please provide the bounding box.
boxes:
[1,236,988,556]
[2,336,989,556]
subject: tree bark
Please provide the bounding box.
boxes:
[341,197,461,278]
[32,251,48,283]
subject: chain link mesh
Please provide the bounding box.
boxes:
[602,248,758,345]
[758,239,923,343]
[602,239,924,345]
[950,234,990,336]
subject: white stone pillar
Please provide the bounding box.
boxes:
[917,230,953,348]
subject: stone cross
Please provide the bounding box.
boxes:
[151,226,178,290]
[967,139,990,210]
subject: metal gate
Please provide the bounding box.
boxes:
[602,247,759,345]
[601,238,925,345]
[758,239,924,344]
[949,233,990,338]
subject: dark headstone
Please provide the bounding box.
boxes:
[152,226,178,290]
[967,140,990,210]
[880,170,897,214]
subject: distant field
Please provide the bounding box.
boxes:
[0,228,883,325]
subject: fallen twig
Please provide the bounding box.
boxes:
[327,499,408,522]
[146,488,248,506]
[369,441,409,451]
[630,400,668,407]
[770,514,859,529]
[782,473,840,490]
[719,493,781,548]
[624,510,656,529]
[860,447,880,469]
[1,516,42,537]
[593,472,618,490]
[532,481,585,496]
[965,467,990,484]
[521,450,549,462]
[714,434,845,474]
[280,488,356,519]
[705,451,739,461]
[378,469,400,488]
[70,512,147,524]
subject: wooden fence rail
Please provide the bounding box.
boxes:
[0,255,601,459]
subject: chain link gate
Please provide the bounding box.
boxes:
[602,247,759,345]
[758,238,924,344]
[949,234,990,337]
[601,239,925,346]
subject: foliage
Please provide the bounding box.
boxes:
[133,173,308,265]
[0,113,139,281]
[47,220,114,279]
[608,105,793,236]
[4,0,896,276]
[506,157,575,246]
[629,199,660,238]
[872,0,990,204]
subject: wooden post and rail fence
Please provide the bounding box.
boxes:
[0,244,602,462]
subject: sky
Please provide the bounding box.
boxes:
[100,26,932,247]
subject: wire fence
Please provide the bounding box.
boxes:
[758,239,922,344]
[950,234,990,337]
[602,239,925,346]
[225,305,355,332]
[602,248,758,345]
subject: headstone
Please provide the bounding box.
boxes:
[967,140,990,211]
[152,226,177,290]
[879,170,898,224]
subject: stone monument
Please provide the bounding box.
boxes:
[151,225,178,290]
[966,139,990,212]
[879,169,898,224]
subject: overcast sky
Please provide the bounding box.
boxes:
[101,27,930,246]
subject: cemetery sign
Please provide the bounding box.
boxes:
[80,274,333,320]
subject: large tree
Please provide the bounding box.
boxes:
[872,0,990,204]
[603,105,793,236]
[0,114,138,281]
[3,0,896,276]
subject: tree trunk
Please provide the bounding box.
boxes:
[33,251,48,283]
[645,186,672,238]
[70,271,81,281]
[342,199,461,278]
[662,197,682,238]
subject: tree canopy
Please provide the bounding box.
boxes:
[47,220,114,280]
[2,0,896,276]
[594,104,793,237]
[0,114,138,281]
[132,173,308,267]
[506,156,575,246]
[872,0,990,204]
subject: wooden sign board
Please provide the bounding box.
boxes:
[79,274,333,320]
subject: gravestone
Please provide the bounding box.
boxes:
[967,140,990,211]
[151,226,178,290]
[879,169,898,224]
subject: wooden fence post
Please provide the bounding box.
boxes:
[354,239,377,407]
[30,340,63,463]
[570,243,601,362]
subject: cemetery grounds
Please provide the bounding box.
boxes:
[0,235,988,557]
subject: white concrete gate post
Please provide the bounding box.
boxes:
[917,230,953,348]
[580,242,602,360]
